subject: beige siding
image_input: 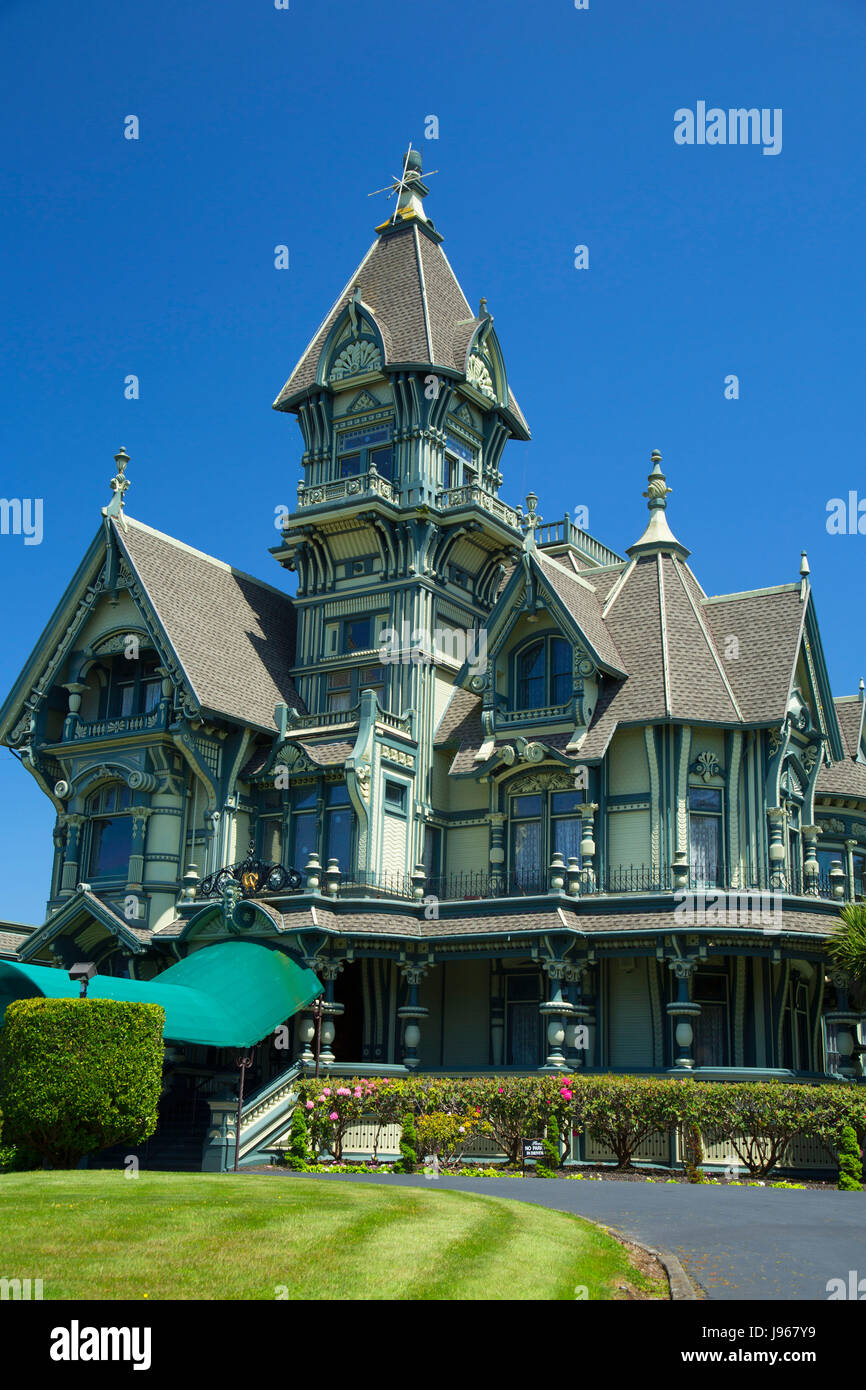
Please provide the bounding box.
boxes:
[607,728,648,794]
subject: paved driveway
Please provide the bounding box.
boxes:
[259,1171,866,1300]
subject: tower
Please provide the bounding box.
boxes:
[269,148,531,882]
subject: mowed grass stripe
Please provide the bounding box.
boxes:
[0,1171,666,1301]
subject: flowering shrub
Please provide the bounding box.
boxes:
[288,1074,865,1180]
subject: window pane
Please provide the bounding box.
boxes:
[141,680,161,713]
[553,816,582,864]
[370,446,393,481]
[89,817,133,877]
[345,619,371,652]
[325,808,353,870]
[689,786,722,812]
[512,794,542,819]
[689,815,721,887]
[328,670,351,689]
[326,781,350,805]
[517,643,544,710]
[339,453,361,477]
[291,812,317,868]
[292,785,318,810]
[512,820,541,887]
[551,791,582,816]
[328,691,352,712]
[423,826,441,878]
[384,780,406,810]
[550,639,572,705]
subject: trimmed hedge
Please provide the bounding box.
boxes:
[0,998,164,1169]
[293,1072,866,1180]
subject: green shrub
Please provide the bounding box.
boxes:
[536,1114,561,1178]
[837,1125,863,1191]
[283,1102,311,1171]
[394,1112,417,1173]
[0,998,163,1169]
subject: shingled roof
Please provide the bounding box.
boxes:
[116,519,303,734]
[272,220,529,435]
[817,696,866,799]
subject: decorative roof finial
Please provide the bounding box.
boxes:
[626,449,689,560]
[102,447,131,529]
[523,491,541,551]
[644,450,671,512]
[368,145,438,232]
[800,549,810,601]
[479,297,488,317]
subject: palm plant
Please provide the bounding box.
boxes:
[828,903,866,994]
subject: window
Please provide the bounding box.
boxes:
[324,782,353,872]
[816,847,842,900]
[443,432,478,492]
[326,664,386,712]
[86,783,133,877]
[783,978,811,1071]
[336,425,395,483]
[97,653,162,720]
[423,825,442,880]
[690,972,729,1067]
[506,973,542,1067]
[384,780,407,813]
[688,786,723,888]
[289,785,317,871]
[513,635,572,711]
[509,788,582,892]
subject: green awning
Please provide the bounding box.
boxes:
[0,942,322,1049]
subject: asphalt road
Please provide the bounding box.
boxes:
[258,1170,866,1300]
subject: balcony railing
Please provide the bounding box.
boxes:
[435,485,521,531]
[67,705,167,741]
[296,469,397,510]
[534,515,625,567]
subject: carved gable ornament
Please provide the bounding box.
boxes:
[466,353,495,400]
[329,339,382,383]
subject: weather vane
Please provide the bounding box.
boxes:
[368,142,438,223]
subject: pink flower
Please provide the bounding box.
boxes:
[329,1111,338,1121]
[322,1088,331,1097]
[337,1087,351,1097]
[305,1101,314,1110]
[498,1087,504,1094]
[353,1089,362,1098]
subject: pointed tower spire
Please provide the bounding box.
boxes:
[626,450,689,559]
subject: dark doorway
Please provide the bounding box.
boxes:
[332,961,364,1064]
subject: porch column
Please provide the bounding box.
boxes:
[398,964,429,1070]
[767,807,787,891]
[667,960,701,1069]
[60,814,85,895]
[318,961,345,1070]
[825,973,863,1079]
[845,840,858,902]
[540,961,576,1070]
[580,803,599,893]
[488,812,506,895]
[801,825,822,896]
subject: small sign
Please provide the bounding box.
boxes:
[522,1140,545,1161]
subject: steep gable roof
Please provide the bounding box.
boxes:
[116,519,303,734]
[701,585,806,724]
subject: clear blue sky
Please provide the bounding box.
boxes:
[1,0,864,923]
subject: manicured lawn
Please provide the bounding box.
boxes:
[0,1170,666,1300]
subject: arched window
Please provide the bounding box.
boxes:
[86,782,133,878]
[513,635,573,711]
